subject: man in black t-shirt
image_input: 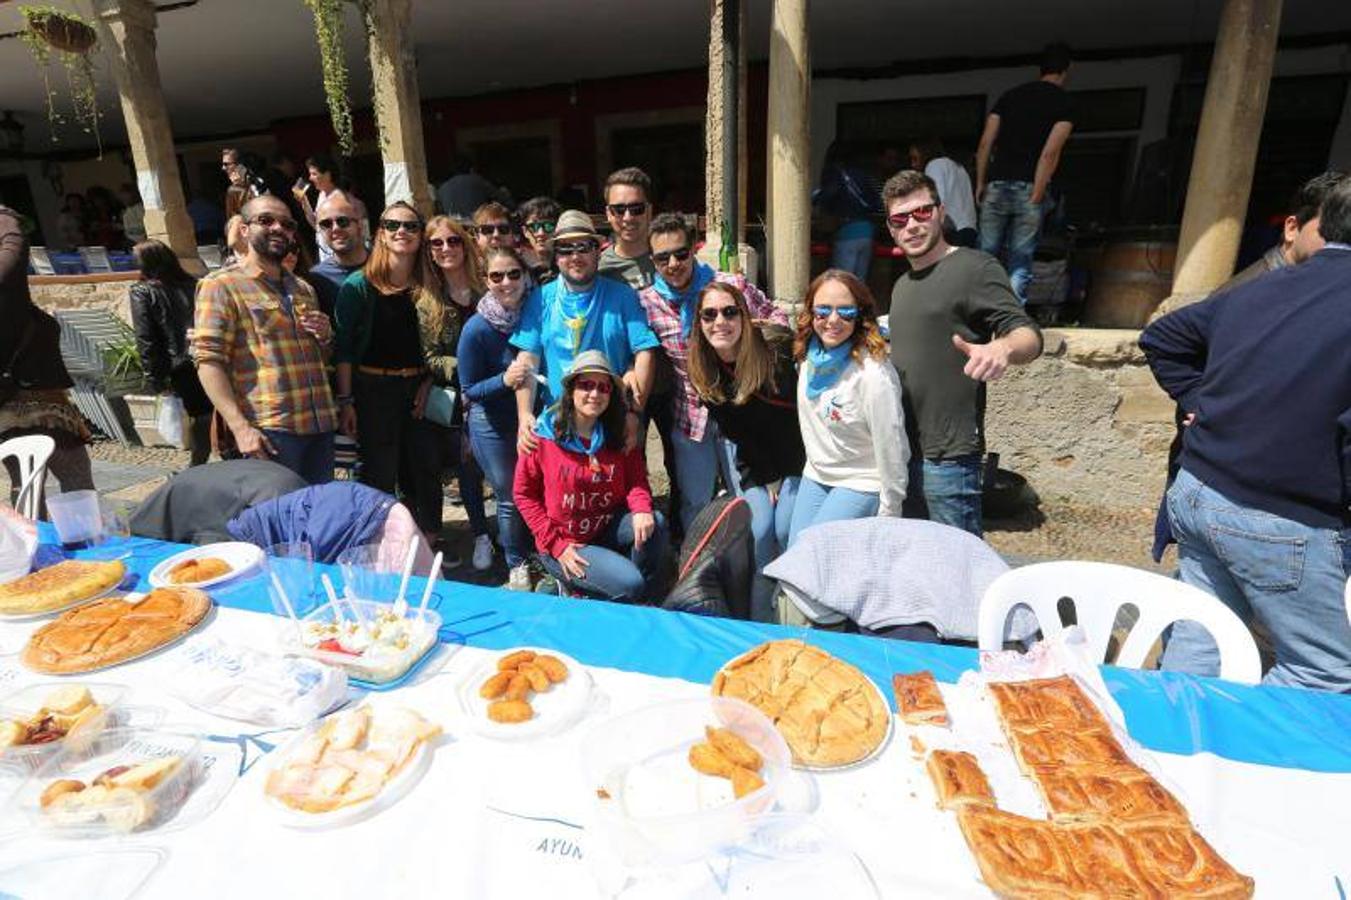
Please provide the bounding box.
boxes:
[974,43,1074,305]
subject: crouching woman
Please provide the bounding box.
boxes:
[514,351,667,602]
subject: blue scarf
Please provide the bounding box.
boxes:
[804,337,852,401]
[534,407,606,462]
[653,262,716,337]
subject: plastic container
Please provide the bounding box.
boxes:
[167,637,346,727]
[278,598,441,686]
[14,726,203,838]
[580,696,792,868]
[0,682,129,773]
[455,647,597,741]
[46,491,102,545]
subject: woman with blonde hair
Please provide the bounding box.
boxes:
[786,268,907,547]
[421,214,492,567]
[687,281,804,621]
[334,201,444,542]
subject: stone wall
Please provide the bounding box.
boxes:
[986,328,1174,512]
[30,275,137,324]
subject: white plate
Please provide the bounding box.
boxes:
[456,648,594,741]
[148,542,264,590]
[261,711,434,829]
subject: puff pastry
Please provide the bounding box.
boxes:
[1007,726,1135,771]
[1121,822,1254,899]
[925,750,995,810]
[987,675,1111,733]
[1033,765,1186,825]
[954,805,1083,898]
[893,670,949,726]
[1055,819,1155,898]
[21,588,211,674]
[712,639,888,768]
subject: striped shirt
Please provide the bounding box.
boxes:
[192,266,337,435]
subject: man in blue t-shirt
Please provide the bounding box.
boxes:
[302,191,368,319]
[511,209,659,453]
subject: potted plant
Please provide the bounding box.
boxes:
[101,321,149,398]
[18,5,102,154]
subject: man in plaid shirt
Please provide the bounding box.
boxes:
[637,213,788,533]
[194,195,338,483]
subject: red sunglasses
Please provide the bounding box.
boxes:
[573,377,613,395]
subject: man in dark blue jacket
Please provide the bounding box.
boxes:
[1140,180,1351,692]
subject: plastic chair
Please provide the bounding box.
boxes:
[978,560,1262,684]
[77,246,113,273]
[197,245,224,271]
[29,246,56,275]
[0,434,56,520]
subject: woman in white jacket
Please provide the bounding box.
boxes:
[787,269,908,546]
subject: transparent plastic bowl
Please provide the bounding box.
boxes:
[336,543,406,603]
[580,696,792,868]
[0,683,129,774]
[279,598,441,686]
[15,726,202,838]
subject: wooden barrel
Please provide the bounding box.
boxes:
[1082,241,1177,328]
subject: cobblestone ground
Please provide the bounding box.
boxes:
[7,437,1171,578]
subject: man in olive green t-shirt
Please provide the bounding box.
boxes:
[883,169,1042,536]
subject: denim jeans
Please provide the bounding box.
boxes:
[262,429,335,485]
[1162,468,1351,692]
[670,421,721,535]
[831,233,873,281]
[903,453,984,537]
[787,477,880,547]
[540,510,668,603]
[978,180,1043,304]
[467,406,529,567]
[742,477,801,623]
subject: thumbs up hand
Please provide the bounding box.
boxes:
[952,333,1011,382]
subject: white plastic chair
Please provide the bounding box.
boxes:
[978,560,1262,684]
[77,246,112,273]
[29,246,56,275]
[197,245,224,271]
[0,434,56,520]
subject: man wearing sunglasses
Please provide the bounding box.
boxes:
[599,167,658,291]
[304,191,369,319]
[637,213,788,534]
[518,195,561,283]
[193,196,338,484]
[510,209,659,456]
[883,170,1041,537]
[473,201,518,255]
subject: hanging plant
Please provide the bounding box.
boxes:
[18,5,102,155]
[303,0,356,156]
[358,0,389,152]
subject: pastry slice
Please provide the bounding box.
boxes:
[1055,819,1155,898]
[893,671,949,727]
[988,675,1112,733]
[1032,766,1187,825]
[1007,725,1135,772]
[925,750,995,810]
[1119,822,1254,899]
[955,805,1083,897]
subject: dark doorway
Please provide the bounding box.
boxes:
[610,122,705,213]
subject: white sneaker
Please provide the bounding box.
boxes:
[472,534,494,571]
[505,563,533,591]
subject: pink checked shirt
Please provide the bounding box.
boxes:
[637,271,788,442]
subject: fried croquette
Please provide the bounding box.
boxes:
[487,699,534,724]
[479,671,513,700]
[705,726,763,770]
[688,741,737,778]
[497,650,537,671]
[533,654,569,683]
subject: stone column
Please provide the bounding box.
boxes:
[766,0,811,306]
[364,0,434,218]
[1163,0,1283,313]
[704,0,747,268]
[93,0,196,261]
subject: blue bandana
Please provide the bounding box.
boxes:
[534,406,606,460]
[804,337,852,401]
[653,262,716,337]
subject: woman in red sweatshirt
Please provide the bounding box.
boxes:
[514,350,667,602]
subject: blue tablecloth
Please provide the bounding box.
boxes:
[51,528,1351,775]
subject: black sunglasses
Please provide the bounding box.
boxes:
[487,268,524,284]
[554,241,597,257]
[316,216,354,230]
[699,305,741,323]
[474,223,514,237]
[524,220,556,235]
[429,235,463,248]
[381,218,422,234]
[653,247,691,266]
[247,212,298,232]
[607,202,647,218]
